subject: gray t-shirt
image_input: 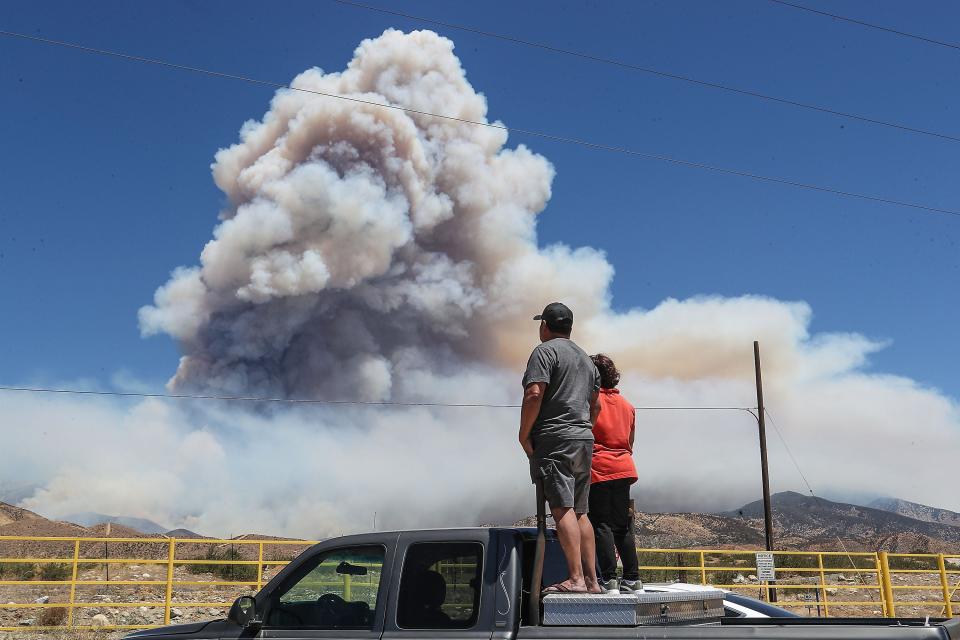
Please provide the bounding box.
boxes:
[522,338,601,442]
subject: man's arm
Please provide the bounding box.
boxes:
[519,382,545,456]
[589,390,600,426]
[629,411,635,449]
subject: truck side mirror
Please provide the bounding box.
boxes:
[228,595,260,627]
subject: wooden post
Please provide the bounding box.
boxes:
[256,543,265,591]
[104,522,110,587]
[164,539,175,624]
[754,341,777,603]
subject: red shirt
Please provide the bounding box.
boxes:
[591,388,638,484]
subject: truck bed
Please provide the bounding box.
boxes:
[515,618,960,640]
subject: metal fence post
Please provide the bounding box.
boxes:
[257,543,265,591]
[67,540,80,627]
[699,551,706,585]
[817,553,829,618]
[879,552,895,617]
[872,553,886,617]
[164,539,175,624]
[937,554,953,618]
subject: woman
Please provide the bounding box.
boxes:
[588,353,641,594]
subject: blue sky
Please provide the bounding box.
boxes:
[1,0,958,397]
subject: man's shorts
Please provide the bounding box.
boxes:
[529,438,593,514]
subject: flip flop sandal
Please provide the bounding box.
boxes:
[541,582,588,594]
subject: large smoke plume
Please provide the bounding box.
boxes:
[5,30,958,537]
[138,28,575,400]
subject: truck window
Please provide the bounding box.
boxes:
[265,545,385,629]
[397,542,482,629]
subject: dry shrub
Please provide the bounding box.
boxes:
[39,563,71,581]
[39,606,69,627]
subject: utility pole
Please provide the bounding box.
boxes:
[754,341,777,602]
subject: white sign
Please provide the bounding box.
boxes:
[755,552,776,581]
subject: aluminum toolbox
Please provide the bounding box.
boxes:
[542,593,639,626]
[634,590,725,626]
[541,590,725,626]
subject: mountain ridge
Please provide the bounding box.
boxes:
[868,497,960,529]
[64,512,170,535]
[709,491,960,551]
[526,492,960,552]
[4,491,960,553]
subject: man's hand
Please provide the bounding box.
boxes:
[519,382,545,457]
[520,438,534,458]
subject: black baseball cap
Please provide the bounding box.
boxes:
[534,302,573,331]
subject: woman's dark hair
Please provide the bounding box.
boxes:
[591,353,620,389]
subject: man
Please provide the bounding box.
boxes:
[519,302,601,594]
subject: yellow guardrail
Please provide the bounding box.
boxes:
[633,549,960,619]
[0,536,958,631]
[881,552,960,618]
[0,535,316,631]
[634,548,888,617]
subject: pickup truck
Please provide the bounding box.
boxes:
[126,527,959,640]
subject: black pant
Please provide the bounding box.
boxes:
[588,478,639,582]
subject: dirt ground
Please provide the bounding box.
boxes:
[725,570,957,618]
[0,561,287,631]
[1,632,128,640]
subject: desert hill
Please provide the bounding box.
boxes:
[65,511,169,534]
[515,492,960,552]
[869,497,960,529]
[0,502,310,562]
[0,502,45,527]
[633,511,765,548]
[727,491,960,551]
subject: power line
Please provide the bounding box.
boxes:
[1,30,958,218]
[765,0,960,52]
[636,406,755,412]
[763,408,874,593]
[0,384,515,407]
[0,384,751,411]
[762,407,816,496]
[329,0,960,144]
